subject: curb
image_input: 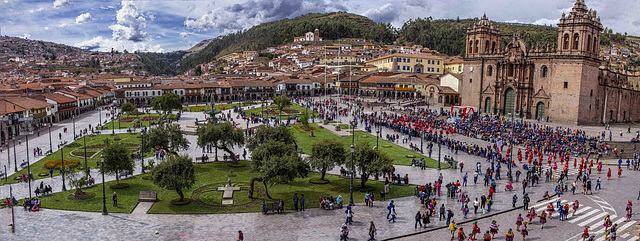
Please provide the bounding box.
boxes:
[382,194,558,240]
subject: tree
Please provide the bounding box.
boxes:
[151,154,196,202]
[300,109,310,129]
[246,125,296,151]
[121,102,136,118]
[67,171,88,194]
[351,142,394,188]
[250,140,309,199]
[194,65,202,76]
[197,122,245,163]
[308,138,347,180]
[152,93,182,117]
[142,123,189,155]
[272,94,291,122]
[101,143,134,184]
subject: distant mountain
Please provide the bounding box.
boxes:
[176,12,395,73]
[0,35,89,59]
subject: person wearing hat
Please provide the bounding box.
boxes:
[237,230,244,241]
[489,220,499,238]
[470,221,480,240]
[112,192,118,207]
[340,224,349,241]
[626,200,633,221]
[505,228,514,241]
[449,221,457,240]
[582,226,590,241]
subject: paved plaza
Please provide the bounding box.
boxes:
[0,99,639,240]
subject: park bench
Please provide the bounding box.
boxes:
[61,140,68,146]
[119,170,133,178]
[127,129,134,133]
[138,191,157,202]
[35,186,52,197]
[44,150,52,156]
[262,202,280,214]
[195,156,209,162]
[20,161,28,169]
[340,168,352,177]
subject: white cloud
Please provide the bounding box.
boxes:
[109,1,148,42]
[180,32,188,38]
[53,0,69,8]
[532,18,560,26]
[185,0,347,33]
[74,36,164,52]
[44,27,49,30]
[58,23,67,28]
[363,3,403,23]
[75,13,93,24]
[21,33,31,39]
[29,7,45,14]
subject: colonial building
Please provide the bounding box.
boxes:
[293,29,323,43]
[460,0,640,124]
[365,53,444,75]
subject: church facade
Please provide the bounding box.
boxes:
[460,0,640,125]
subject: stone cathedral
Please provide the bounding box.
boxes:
[460,0,640,125]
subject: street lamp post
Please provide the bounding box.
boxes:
[99,107,101,126]
[48,123,52,154]
[72,115,75,140]
[13,138,17,172]
[3,165,6,183]
[26,131,32,199]
[376,126,380,149]
[84,134,89,176]
[141,129,145,173]
[100,155,108,215]
[61,141,67,191]
[437,134,441,170]
[420,131,424,154]
[112,115,115,135]
[349,143,355,206]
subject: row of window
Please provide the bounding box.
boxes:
[398,66,439,72]
[395,58,440,65]
[486,65,549,78]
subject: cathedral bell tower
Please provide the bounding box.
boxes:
[465,13,501,58]
[556,0,603,59]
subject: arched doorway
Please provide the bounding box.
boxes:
[504,88,515,116]
[536,102,545,120]
[484,97,492,114]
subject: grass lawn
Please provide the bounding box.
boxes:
[3,133,147,186]
[101,113,176,130]
[243,103,317,119]
[183,102,258,112]
[291,123,447,167]
[39,161,415,214]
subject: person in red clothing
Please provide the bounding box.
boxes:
[618,168,622,178]
[582,226,590,241]
[238,230,244,241]
[607,168,612,180]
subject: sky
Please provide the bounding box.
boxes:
[1,0,638,53]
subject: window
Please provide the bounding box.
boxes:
[437,68,439,72]
[407,59,411,63]
[470,78,473,83]
[438,61,440,65]
[541,66,548,78]
[488,65,493,76]
[590,90,593,96]
[397,65,400,70]
[564,82,568,88]
[573,33,579,50]
[563,33,570,50]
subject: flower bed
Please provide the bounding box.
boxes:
[283,109,299,114]
[70,149,98,157]
[141,116,158,121]
[44,159,81,169]
[86,144,106,148]
[119,117,136,122]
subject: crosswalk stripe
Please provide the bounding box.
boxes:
[594,220,637,241]
[533,199,565,209]
[577,212,608,226]
[568,209,600,223]
[590,216,623,238]
[553,206,589,217]
[621,233,630,238]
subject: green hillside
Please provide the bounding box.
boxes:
[178,12,395,73]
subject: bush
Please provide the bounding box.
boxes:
[109,183,130,189]
[44,159,81,169]
[308,177,330,184]
[170,198,191,205]
[66,143,82,148]
[355,185,376,192]
[228,163,247,168]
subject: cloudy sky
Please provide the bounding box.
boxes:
[1,0,638,53]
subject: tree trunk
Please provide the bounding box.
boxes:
[249,177,261,198]
[360,173,369,188]
[320,168,327,180]
[263,181,272,199]
[115,169,120,184]
[219,145,236,164]
[176,188,184,201]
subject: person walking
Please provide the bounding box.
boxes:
[446,208,454,226]
[473,198,479,214]
[346,205,354,224]
[439,204,446,221]
[523,194,530,210]
[415,211,423,228]
[368,222,376,241]
[388,205,397,223]
[238,230,244,241]
[387,201,395,219]
[112,192,118,207]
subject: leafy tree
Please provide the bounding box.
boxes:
[151,154,196,202]
[308,138,347,180]
[351,142,394,188]
[142,123,189,155]
[196,122,245,163]
[67,171,88,193]
[273,94,291,122]
[101,143,134,184]
[250,140,309,199]
[121,102,136,118]
[194,65,202,76]
[300,109,310,129]
[246,125,296,151]
[152,93,182,116]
